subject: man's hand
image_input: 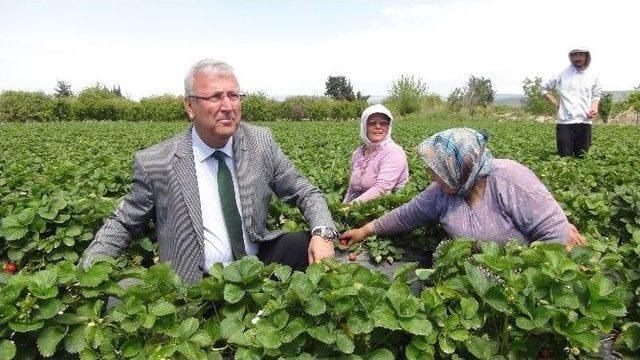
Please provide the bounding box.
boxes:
[308,236,335,264]
[588,100,600,119]
[543,93,559,108]
[566,223,586,251]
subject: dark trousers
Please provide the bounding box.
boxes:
[257,231,310,271]
[556,123,591,158]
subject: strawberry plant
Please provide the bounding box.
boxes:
[2,118,640,358]
[413,238,628,358]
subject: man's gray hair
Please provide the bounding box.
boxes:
[184,59,235,97]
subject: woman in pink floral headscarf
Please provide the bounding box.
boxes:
[343,104,409,204]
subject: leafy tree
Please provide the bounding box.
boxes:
[446,76,495,113]
[521,77,555,115]
[54,80,73,98]
[325,75,355,101]
[385,74,427,116]
[598,92,613,121]
[463,75,494,109]
[446,88,464,112]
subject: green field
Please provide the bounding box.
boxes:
[1,117,639,358]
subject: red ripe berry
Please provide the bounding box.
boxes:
[339,239,348,246]
[349,253,357,261]
[4,262,17,274]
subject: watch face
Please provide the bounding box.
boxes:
[312,227,337,239]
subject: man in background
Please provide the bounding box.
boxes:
[543,48,601,157]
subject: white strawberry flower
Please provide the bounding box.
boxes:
[251,309,264,324]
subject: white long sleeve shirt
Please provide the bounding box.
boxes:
[191,129,258,270]
[543,66,601,125]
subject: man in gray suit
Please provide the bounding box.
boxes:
[83,59,338,283]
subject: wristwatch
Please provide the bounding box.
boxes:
[311,226,339,242]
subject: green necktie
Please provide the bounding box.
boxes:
[212,150,246,260]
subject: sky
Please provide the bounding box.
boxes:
[1,0,639,100]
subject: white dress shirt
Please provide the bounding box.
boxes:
[191,129,258,270]
[543,66,601,125]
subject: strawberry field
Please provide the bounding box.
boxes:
[1,117,640,359]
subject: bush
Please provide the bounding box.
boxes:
[420,94,445,112]
[73,87,138,121]
[274,100,293,121]
[0,91,56,122]
[627,91,640,112]
[609,101,627,118]
[332,100,368,120]
[522,77,556,115]
[278,96,308,121]
[385,75,427,116]
[76,85,123,102]
[276,96,332,121]
[52,98,75,121]
[599,92,613,121]
[72,97,138,121]
[139,94,186,122]
[272,97,367,121]
[307,97,333,121]
[241,92,278,122]
[609,90,640,118]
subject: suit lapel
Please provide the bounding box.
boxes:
[173,128,205,260]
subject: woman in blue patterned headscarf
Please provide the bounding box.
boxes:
[340,128,586,251]
[417,128,492,197]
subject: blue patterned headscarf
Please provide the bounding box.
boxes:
[417,128,493,197]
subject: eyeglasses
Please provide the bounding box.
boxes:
[367,120,390,127]
[188,91,246,104]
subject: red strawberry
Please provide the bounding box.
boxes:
[4,262,17,274]
[349,253,357,261]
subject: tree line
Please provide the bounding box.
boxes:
[1,77,638,122]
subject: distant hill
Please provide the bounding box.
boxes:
[493,90,633,107]
[283,90,634,107]
[494,94,524,107]
[607,90,633,101]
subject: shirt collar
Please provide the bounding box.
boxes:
[191,128,234,163]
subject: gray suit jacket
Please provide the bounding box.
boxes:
[83,122,335,283]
